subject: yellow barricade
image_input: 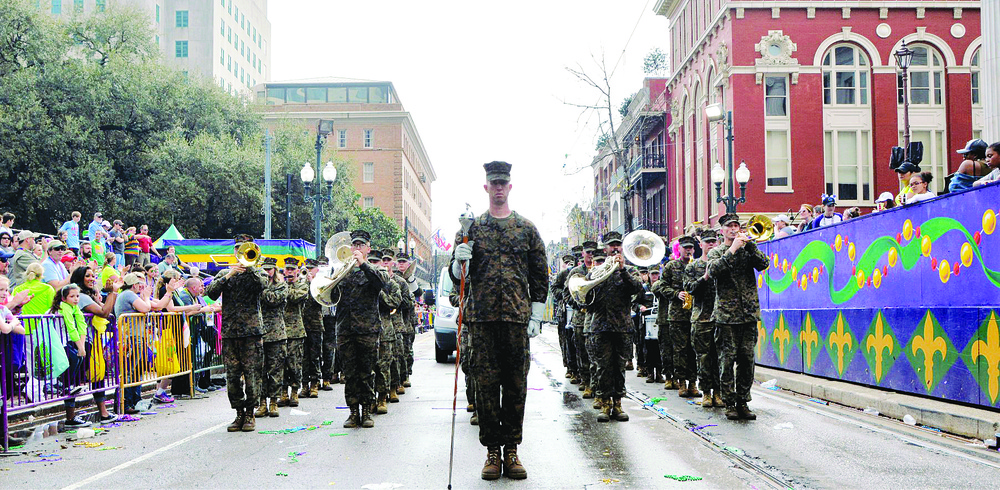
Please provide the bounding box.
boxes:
[116,312,193,411]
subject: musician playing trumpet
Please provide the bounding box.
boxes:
[654,235,700,398]
[704,213,769,421]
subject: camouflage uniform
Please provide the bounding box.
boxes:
[451,290,476,408]
[650,278,672,379]
[335,260,389,409]
[706,240,768,406]
[565,263,591,386]
[550,266,573,373]
[302,292,325,386]
[283,276,309,393]
[656,257,695,382]
[589,266,643,399]
[260,276,288,399]
[449,211,548,448]
[684,257,718,394]
[204,266,269,411]
[391,274,412,388]
[376,270,401,396]
[321,306,338,382]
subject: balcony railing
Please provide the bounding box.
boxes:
[628,153,666,183]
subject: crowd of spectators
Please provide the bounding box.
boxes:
[0,211,218,446]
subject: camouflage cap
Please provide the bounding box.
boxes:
[719,213,741,226]
[396,251,410,261]
[317,256,329,265]
[699,229,719,241]
[234,234,254,244]
[591,248,607,259]
[484,161,512,182]
[636,266,649,273]
[350,230,371,245]
[570,245,583,254]
[381,248,396,260]
[582,240,598,252]
[260,256,279,270]
[561,254,576,264]
[303,258,319,269]
[602,231,623,246]
[678,235,698,248]
[366,250,382,261]
[284,257,302,269]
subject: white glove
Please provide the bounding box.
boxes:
[527,302,545,338]
[450,260,468,281]
[454,241,474,261]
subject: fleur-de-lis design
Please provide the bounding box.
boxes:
[773,315,791,365]
[755,320,767,359]
[911,312,947,390]
[799,314,820,370]
[866,313,895,383]
[971,313,1000,404]
[829,314,853,377]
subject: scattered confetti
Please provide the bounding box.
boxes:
[690,424,717,431]
[329,433,348,437]
[335,406,349,409]
[601,478,620,484]
[276,472,288,477]
[807,398,828,406]
[646,397,668,405]
[321,421,335,426]
[141,412,158,415]
[74,441,105,448]
[118,414,141,422]
[259,425,323,435]
[664,474,702,481]
[723,446,744,456]
[288,451,306,463]
[15,457,63,464]
[156,404,177,408]
[101,422,123,428]
[98,446,122,451]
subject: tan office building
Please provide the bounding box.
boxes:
[253,78,436,280]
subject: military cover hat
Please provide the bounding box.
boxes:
[603,231,623,246]
[582,240,598,252]
[561,253,576,264]
[591,249,607,259]
[284,257,302,269]
[261,256,279,269]
[699,229,719,241]
[719,213,741,226]
[366,250,382,261]
[234,233,254,244]
[570,245,583,253]
[317,256,329,265]
[381,248,396,260]
[484,161,512,182]
[636,266,649,273]
[304,258,319,269]
[350,230,371,245]
[678,235,698,248]
[396,251,410,261]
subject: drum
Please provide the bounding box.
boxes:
[644,314,659,340]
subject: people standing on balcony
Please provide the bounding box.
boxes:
[810,195,843,229]
[874,192,897,213]
[949,139,990,193]
[772,214,796,239]
[893,161,921,206]
[973,142,1000,187]
[905,172,937,205]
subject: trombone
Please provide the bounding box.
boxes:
[210,242,263,267]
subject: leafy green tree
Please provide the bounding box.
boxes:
[643,48,667,76]
[349,207,402,251]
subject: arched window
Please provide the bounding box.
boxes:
[972,49,981,106]
[823,44,869,105]
[972,48,982,141]
[897,45,945,106]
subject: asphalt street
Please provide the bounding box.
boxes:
[3,327,999,489]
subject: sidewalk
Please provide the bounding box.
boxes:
[755,366,1000,441]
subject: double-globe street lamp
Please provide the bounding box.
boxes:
[705,103,751,213]
[301,119,338,259]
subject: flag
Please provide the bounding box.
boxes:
[431,229,452,252]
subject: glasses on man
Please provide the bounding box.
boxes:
[51,246,67,252]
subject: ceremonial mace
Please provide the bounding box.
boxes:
[447,207,474,490]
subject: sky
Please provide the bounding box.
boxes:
[268,0,669,245]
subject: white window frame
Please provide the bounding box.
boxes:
[898,45,945,107]
[763,75,792,192]
[364,129,373,149]
[338,130,347,148]
[363,162,374,183]
[823,44,870,106]
[363,197,374,209]
[824,129,873,205]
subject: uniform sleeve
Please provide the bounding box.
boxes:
[381,274,401,309]
[261,282,287,307]
[526,224,549,304]
[620,268,644,297]
[358,261,384,289]
[661,262,683,300]
[287,279,308,304]
[448,230,467,285]
[706,247,733,279]
[550,269,567,300]
[204,270,228,301]
[745,241,771,271]
[650,278,667,298]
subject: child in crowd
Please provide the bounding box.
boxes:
[49,284,91,427]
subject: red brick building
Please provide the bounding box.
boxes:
[622,1,983,239]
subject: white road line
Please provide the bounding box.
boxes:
[60,420,230,490]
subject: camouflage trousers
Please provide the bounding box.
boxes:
[321,316,338,381]
[262,340,286,399]
[283,337,305,390]
[471,321,530,448]
[670,321,696,381]
[339,333,379,407]
[393,331,406,387]
[222,336,263,411]
[717,322,757,405]
[633,315,645,369]
[657,322,673,379]
[459,322,475,407]
[403,329,415,376]
[563,325,578,375]
[585,332,599,385]
[573,326,591,385]
[556,319,570,368]
[592,332,628,399]
[303,328,323,384]
[376,335,398,395]
[693,322,719,393]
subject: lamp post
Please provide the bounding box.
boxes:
[301,119,337,258]
[706,104,751,213]
[894,42,915,158]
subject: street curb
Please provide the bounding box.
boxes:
[755,366,1000,441]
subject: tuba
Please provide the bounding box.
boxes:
[621,230,666,267]
[567,254,620,306]
[310,232,357,306]
[746,215,774,242]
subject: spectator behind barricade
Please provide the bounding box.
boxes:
[49,284,93,427]
[79,240,93,262]
[145,267,185,403]
[69,267,119,424]
[950,139,990,193]
[42,239,73,290]
[158,253,178,275]
[135,225,158,266]
[168,275,215,397]
[101,221,113,255]
[143,263,159,290]
[0,212,15,237]
[9,230,40,288]
[124,227,139,268]
[86,212,103,242]
[1,230,12,253]
[0,231,12,275]
[795,204,815,233]
[58,211,82,254]
[14,263,56,316]
[874,192,896,213]
[0,276,29,330]
[973,142,1000,187]
[114,272,153,415]
[90,229,107,268]
[843,207,861,221]
[99,252,120,293]
[33,242,44,260]
[894,161,921,206]
[906,172,937,205]
[811,195,844,229]
[110,220,125,272]
[772,214,796,239]
[60,250,77,274]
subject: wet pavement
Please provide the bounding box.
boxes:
[2,328,999,489]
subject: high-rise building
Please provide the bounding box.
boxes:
[253,78,437,282]
[40,0,271,96]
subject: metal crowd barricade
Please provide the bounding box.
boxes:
[189,311,223,389]
[1,314,119,451]
[115,312,192,413]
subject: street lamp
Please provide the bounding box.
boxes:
[706,103,749,213]
[301,119,337,258]
[894,41,915,157]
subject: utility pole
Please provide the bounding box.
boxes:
[286,173,293,240]
[263,129,273,239]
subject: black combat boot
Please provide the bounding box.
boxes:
[737,402,757,420]
[725,405,740,420]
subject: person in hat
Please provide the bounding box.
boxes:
[705,214,769,421]
[551,251,578,380]
[631,266,653,379]
[113,271,153,414]
[643,267,664,384]
[449,161,548,480]
[42,239,75,291]
[335,230,390,429]
[394,251,420,387]
[586,231,643,423]
[317,255,342,388]
[811,195,843,229]
[580,245,607,412]
[772,214,796,240]
[279,257,309,408]
[299,258,326,399]
[372,248,402,414]
[873,192,897,213]
[950,139,991,193]
[654,235,700,398]
[893,161,921,206]
[566,239,597,395]
[8,230,41,288]
[254,256,288,418]
[974,142,1000,187]
[204,234,270,432]
[684,229,723,409]
[382,248,413,400]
